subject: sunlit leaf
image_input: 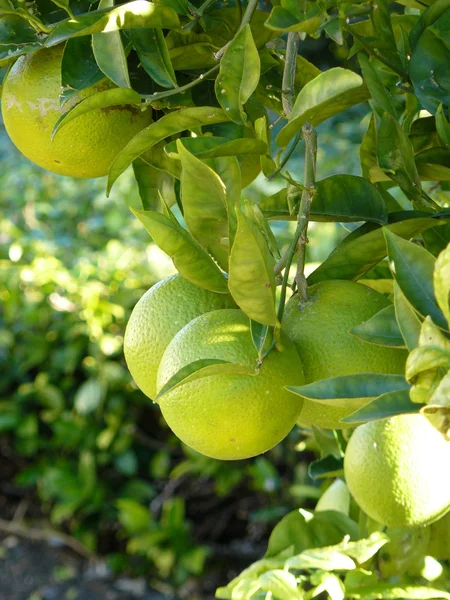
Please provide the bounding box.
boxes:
[350,304,405,347]
[394,282,422,351]
[434,241,450,325]
[341,389,418,424]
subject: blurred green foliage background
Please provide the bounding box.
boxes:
[0,108,364,596]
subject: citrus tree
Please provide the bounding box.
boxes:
[2,0,450,597]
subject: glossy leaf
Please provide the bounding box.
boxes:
[350,304,405,348]
[131,207,228,293]
[155,359,254,402]
[415,148,450,180]
[308,213,447,284]
[341,390,417,424]
[436,103,450,147]
[265,6,324,34]
[423,224,450,257]
[52,88,142,139]
[394,282,422,351]
[285,547,355,572]
[106,107,229,194]
[370,0,406,74]
[131,28,177,89]
[45,1,180,46]
[215,24,260,125]
[358,53,397,118]
[244,200,281,259]
[384,229,447,329]
[406,346,450,382]
[309,456,344,480]
[166,31,217,70]
[434,241,450,325]
[259,570,302,600]
[228,209,278,326]
[360,113,390,183]
[277,68,368,147]
[409,7,450,114]
[177,141,229,271]
[250,321,274,359]
[92,0,130,89]
[61,37,104,102]
[287,374,409,405]
[164,136,268,158]
[132,159,175,211]
[346,583,450,599]
[377,113,422,199]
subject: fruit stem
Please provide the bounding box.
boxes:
[295,123,317,303]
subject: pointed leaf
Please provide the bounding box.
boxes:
[384,229,447,329]
[61,37,104,102]
[350,304,405,348]
[360,113,390,183]
[132,159,175,211]
[358,53,397,119]
[341,389,418,424]
[406,347,450,382]
[436,103,450,147]
[45,1,180,46]
[377,113,422,198]
[131,28,177,89]
[286,547,355,572]
[215,24,260,125]
[259,570,302,600]
[340,532,390,564]
[228,209,278,326]
[52,88,142,138]
[308,213,448,284]
[155,359,254,401]
[265,6,324,34]
[177,141,229,271]
[164,136,267,158]
[394,282,422,351]
[250,321,275,359]
[106,107,229,193]
[131,208,228,293]
[434,241,450,326]
[309,455,345,480]
[277,68,368,147]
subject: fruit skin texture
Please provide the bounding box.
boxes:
[344,414,450,528]
[427,509,450,559]
[156,309,304,460]
[124,275,236,401]
[282,280,407,429]
[1,44,152,178]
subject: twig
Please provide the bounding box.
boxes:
[0,518,93,559]
[281,32,299,117]
[267,131,302,181]
[213,0,260,60]
[295,122,317,303]
[142,64,220,102]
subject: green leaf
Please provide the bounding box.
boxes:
[436,103,450,147]
[308,213,447,285]
[132,159,175,211]
[116,499,151,534]
[265,508,359,558]
[370,0,406,75]
[360,113,390,183]
[164,136,268,158]
[309,455,345,480]
[166,30,217,70]
[377,113,422,199]
[277,68,368,147]
[155,359,255,401]
[92,0,130,89]
[428,370,450,407]
[52,88,142,139]
[106,107,229,194]
[407,346,450,382]
[415,147,450,180]
[384,229,447,329]
[346,583,450,599]
[45,1,180,46]
[61,37,104,102]
[265,6,324,34]
[131,28,177,89]
[0,14,42,64]
[286,547,356,572]
[228,209,278,326]
[244,199,280,259]
[358,53,397,119]
[177,141,229,271]
[74,379,104,415]
[434,241,450,326]
[215,24,260,125]
[250,320,275,359]
[341,389,418,424]
[409,8,450,114]
[350,304,405,348]
[394,282,422,351]
[131,207,228,293]
[340,532,390,564]
[259,570,302,600]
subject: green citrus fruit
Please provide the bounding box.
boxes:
[427,509,450,560]
[344,414,450,528]
[1,44,152,178]
[282,280,407,429]
[156,309,304,460]
[124,275,235,400]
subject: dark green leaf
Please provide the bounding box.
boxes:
[52,88,142,139]
[155,358,254,401]
[308,213,447,284]
[360,113,391,183]
[309,456,345,480]
[377,113,422,198]
[394,282,421,351]
[350,304,405,347]
[436,103,450,147]
[164,135,267,158]
[341,389,418,424]
[61,37,104,102]
[131,207,228,293]
[358,53,397,118]
[384,229,447,328]
[229,209,278,326]
[265,6,324,34]
[215,24,260,125]
[178,141,229,271]
[166,31,217,70]
[415,148,450,180]
[370,0,405,74]
[277,68,368,147]
[106,107,230,194]
[0,14,42,64]
[45,1,180,46]
[423,224,450,257]
[131,28,177,89]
